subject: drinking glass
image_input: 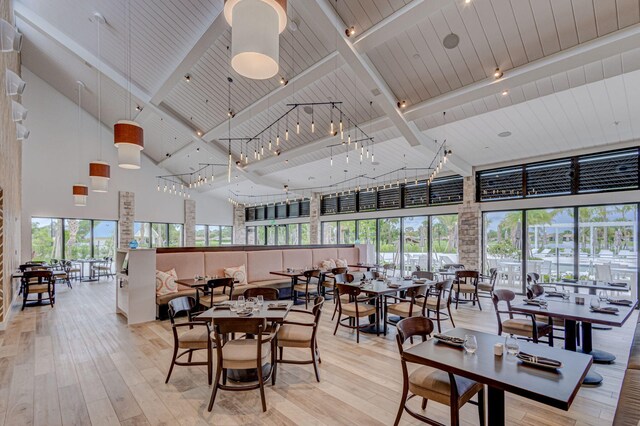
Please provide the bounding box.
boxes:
[562,289,570,300]
[590,297,600,310]
[229,301,238,313]
[505,336,520,355]
[256,295,264,308]
[463,335,477,354]
[598,291,608,302]
[411,274,417,281]
[238,296,246,310]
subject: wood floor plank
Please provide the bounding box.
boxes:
[58,383,91,426]
[86,398,121,426]
[33,371,62,426]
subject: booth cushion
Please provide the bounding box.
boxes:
[156,253,204,279]
[204,252,248,278]
[247,251,283,283]
[312,248,338,267]
[282,249,312,270]
[337,247,359,266]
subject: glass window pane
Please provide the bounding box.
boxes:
[277,225,287,245]
[403,216,429,274]
[246,226,256,245]
[208,226,221,246]
[339,221,356,244]
[31,218,63,261]
[322,222,337,244]
[134,222,151,248]
[221,226,233,245]
[483,211,524,292]
[152,223,168,248]
[257,226,266,245]
[431,215,458,272]
[93,220,117,259]
[526,208,574,283]
[378,218,400,275]
[64,219,92,259]
[168,224,183,247]
[300,224,310,245]
[288,224,299,245]
[356,219,377,263]
[578,205,637,293]
[266,226,276,245]
[195,225,207,247]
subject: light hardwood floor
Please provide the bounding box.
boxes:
[0,280,636,425]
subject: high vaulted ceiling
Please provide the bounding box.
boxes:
[14,0,640,202]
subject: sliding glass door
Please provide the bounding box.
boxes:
[483,211,524,292]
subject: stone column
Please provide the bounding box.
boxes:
[118,191,135,249]
[457,176,482,271]
[233,205,246,244]
[184,199,196,246]
[309,193,321,244]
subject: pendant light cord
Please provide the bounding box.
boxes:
[97,19,102,160]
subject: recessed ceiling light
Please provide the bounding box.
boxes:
[303,106,313,114]
[501,89,509,96]
[443,33,460,49]
[184,74,191,82]
[498,131,511,137]
[493,68,503,79]
[345,26,355,37]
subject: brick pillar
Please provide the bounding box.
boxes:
[457,176,482,271]
[310,193,321,244]
[233,205,246,244]
[184,199,196,246]
[118,191,135,249]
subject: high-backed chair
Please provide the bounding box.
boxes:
[208,317,278,412]
[454,270,481,310]
[22,270,55,310]
[277,296,325,382]
[293,269,320,309]
[332,273,354,320]
[477,268,498,299]
[197,277,234,308]
[422,279,455,333]
[333,283,378,343]
[243,287,279,301]
[165,296,212,385]
[394,317,484,426]
[322,267,347,299]
[383,285,427,335]
[492,289,553,346]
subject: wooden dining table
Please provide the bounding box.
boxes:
[403,327,592,426]
[548,279,630,295]
[347,263,379,271]
[511,294,638,384]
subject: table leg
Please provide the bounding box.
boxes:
[581,322,616,363]
[360,295,381,335]
[564,319,577,351]
[487,386,505,426]
[564,320,604,385]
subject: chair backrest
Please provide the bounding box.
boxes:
[456,270,478,287]
[492,289,515,312]
[336,283,361,298]
[595,264,613,281]
[443,263,465,270]
[212,317,267,336]
[243,287,279,301]
[405,284,428,300]
[331,267,348,275]
[362,271,375,281]
[206,277,234,298]
[304,269,321,282]
[311,296,325,317]
[413,270,434,280]
[23,270,53,281]
[526,272,540,284]
[167,296,197,324]
[396,317,434,350]
[334,273,354,284]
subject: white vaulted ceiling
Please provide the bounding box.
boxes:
[13,0,640,203]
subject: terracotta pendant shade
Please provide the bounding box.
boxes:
[89,161,111,192]
[72,184,88,206]
[224,0,287,80]
[114,120,144,169]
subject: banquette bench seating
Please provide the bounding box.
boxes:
[613,315,640,425]
[155,246,361,318]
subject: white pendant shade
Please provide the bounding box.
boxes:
[114,120,144,169]
[16,123,29,140]
[0,18,22,52]
[11,100,27,122]
[72,184,88,207]
[5,69,26,96]
[89,161,111,192]
[225,0,287,80]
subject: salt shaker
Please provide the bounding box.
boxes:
[494,343,504,356]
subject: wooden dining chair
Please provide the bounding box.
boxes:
[22,270,55,310]
[413,270,434,280]
[243,287,279,301]
[525,284,572,344]
[293,269,320,308]
[477,268,497,299]
[165,296,213,385]
[322,267,347,299]
[394,317,484,426]
[333,283,378,343]
[492,289,553,346]
[208,317,278,412]
[454,270,481,310]
[277,296,325,382]
[421,279,456,333]
[383,285,427,336]
[331,272,354,320]
[196,277,234,308]
[442,263,465,271]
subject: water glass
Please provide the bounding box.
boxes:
[238,296,246,310]
[411,274,417,281]
[256,295,264,307]
[598,291,608,302]
[229,301,238,312]
[590,297,600,310]
[505,336,520,355]
[463,335,478,354]
[562,290,570,300]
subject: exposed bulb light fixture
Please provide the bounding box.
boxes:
[493,68,503,79]
[184,73,191,82]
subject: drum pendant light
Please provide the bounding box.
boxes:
[73,185,88,207]
[224,0,287,80]
[89,161,110,192]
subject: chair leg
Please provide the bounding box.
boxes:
[455,292,459,309]
[165,345,178,384]
[187,350,193,363]
[333,313,340,336]
[311,341,321,382]
[331,300,339,320]
[356,316,361,344]
[478,388,485,426]
[383,303,388,336]
[207,364,222,412]
[207,346,212,386]
[448,305,456,328]
[436,310,442,333]
[271,343,278,386]
[476,291,482,311]
[421,398,428,410]
[222,368,227,385]
[450,401,460,426]
[394,376,409,426]
[257,362,267,412]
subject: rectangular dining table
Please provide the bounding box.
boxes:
[270,270,307,296]
[511,295,638,384]
[548,280,629,295]
[403,328,592,426]
[347,263,379,271]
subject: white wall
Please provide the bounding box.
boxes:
[20,69,232,260]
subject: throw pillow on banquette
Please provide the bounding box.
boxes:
[156,268,178,295]
[224,265,248,285]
